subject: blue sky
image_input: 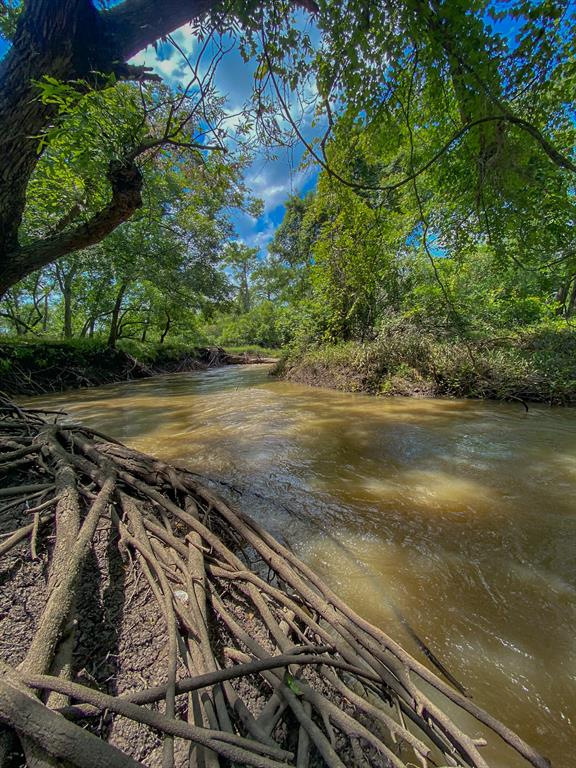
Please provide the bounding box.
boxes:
[0,13,321,258]
[128,22,321,255]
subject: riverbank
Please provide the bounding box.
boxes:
[275,323,576,405]
[0,339,277,396]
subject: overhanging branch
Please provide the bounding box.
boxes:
[103,0,318,63]
[102,0,216,62]
[0,161,143,296]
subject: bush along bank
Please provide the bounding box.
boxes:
[274,321,576,406]
[0,339,237,396]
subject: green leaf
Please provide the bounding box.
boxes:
[285,673,303,696]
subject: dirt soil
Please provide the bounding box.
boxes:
[0,345,234,397]
[0,506,357,768]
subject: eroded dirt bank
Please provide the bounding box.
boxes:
[0,341,275,396]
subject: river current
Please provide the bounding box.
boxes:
[27,364,576,767]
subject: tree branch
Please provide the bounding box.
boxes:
[102,0,217,62]
[0,161,143,296]
[102,0,318,62]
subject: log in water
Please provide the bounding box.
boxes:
[27,364,576,767]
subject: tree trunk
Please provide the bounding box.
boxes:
[80,316,97,338]
[43,294,49,332]
[566,278,576,318]
[107,283,128,349]
[0,162,144,298]
[14,319,27,337]
[55,264,78,339]
[5,294,27,336]
[557,274,575,316]
[240,262,251,313]
[159,312,171,344]
[63,287,73,339]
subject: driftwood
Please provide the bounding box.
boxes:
[0,398,551,768]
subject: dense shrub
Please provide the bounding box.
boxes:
[278,320,576,404]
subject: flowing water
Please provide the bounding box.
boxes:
[27,365,576,767]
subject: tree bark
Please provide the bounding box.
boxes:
[241,263,251,313]
[56,263,79,339]
[0,2,92,252]
[0,161,144,296]
[107,282,128,349]
[0,293,32,335]
[43,293,50,332]
[159,311,171,344]
[63,285,73,339]
[140,317,149,342]
[0,0,213,298]
[567,278,576,318]
[0,664,141,768]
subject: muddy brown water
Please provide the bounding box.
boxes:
[25,364,576,767]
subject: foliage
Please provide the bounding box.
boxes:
[224,242,260,314]
[205,302,286,348]
[0,0,21,39]
[2,0,576,404]
[0,336,231,394]
[220,344,282,357]
[253,7,576,406]
[279,318,576,404]
[0,77,253,347]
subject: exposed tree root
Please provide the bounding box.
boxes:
[0,399,551,768]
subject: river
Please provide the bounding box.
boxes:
[27,364,576,767]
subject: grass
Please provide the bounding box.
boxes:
[277,320,576,405]
[222,344,283,358]
[0,335,221,362]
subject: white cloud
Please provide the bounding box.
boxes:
[130,22,325,252]
[245,220,278,250]
[247,163,314,213]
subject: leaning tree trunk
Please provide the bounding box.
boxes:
[107,282,128,349]
[159,311,171,344]
[566,277,576,318]
[0,0,318,297]
[0,0,217,297]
